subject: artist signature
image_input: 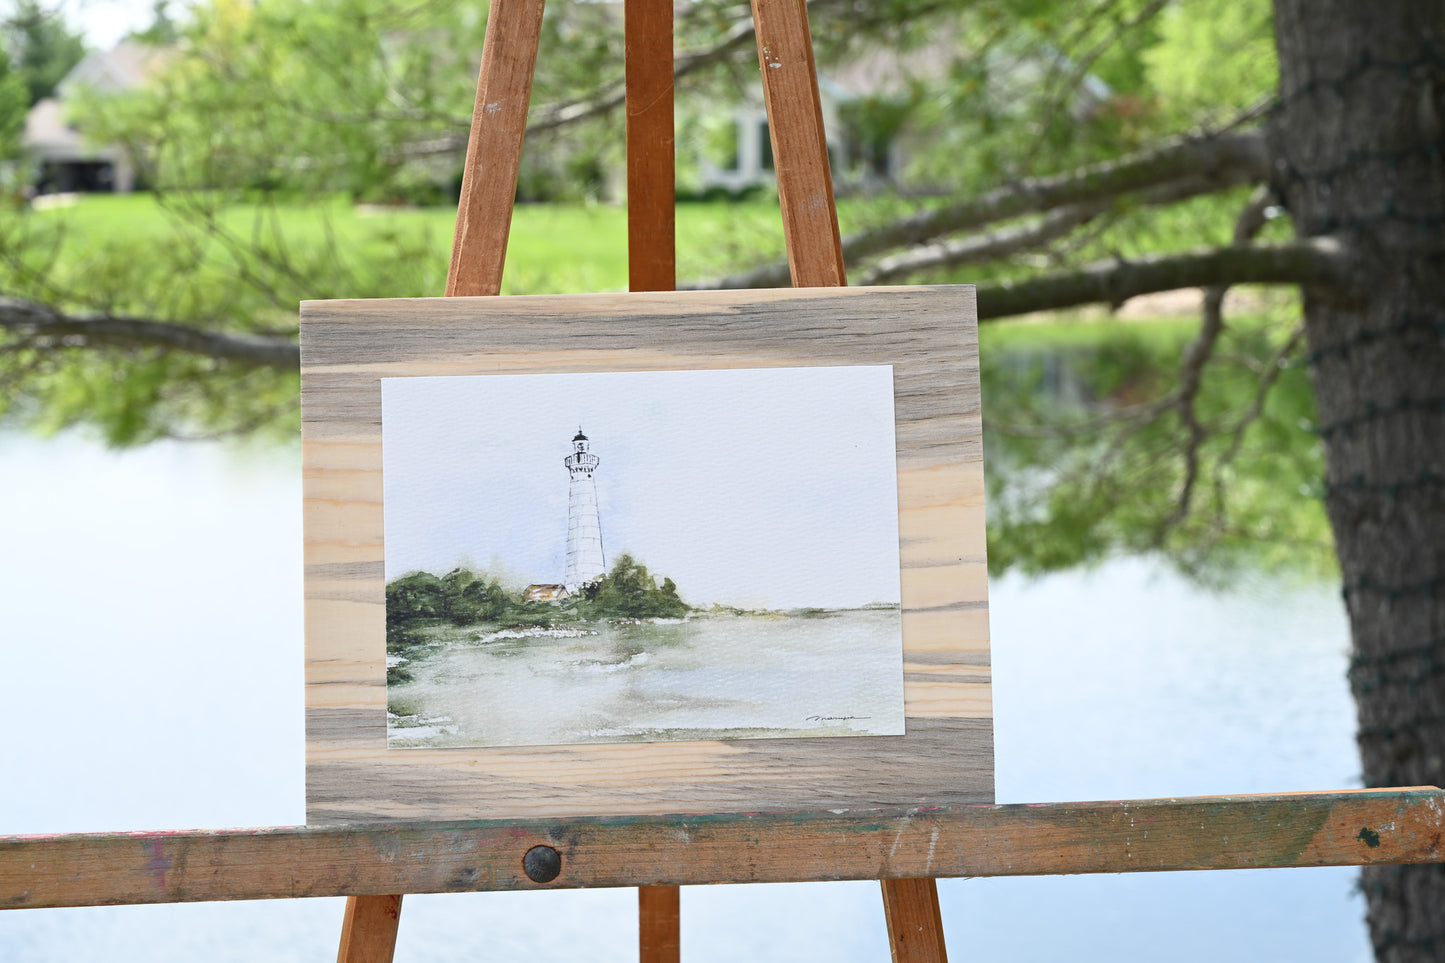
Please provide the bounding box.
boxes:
[806,714,871,722]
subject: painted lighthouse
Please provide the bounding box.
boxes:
[563,428,607,592]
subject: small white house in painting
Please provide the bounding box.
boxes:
[522,584,571,603]
[22,41,169,194]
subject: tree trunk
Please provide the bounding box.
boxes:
[1268,3,1445,959]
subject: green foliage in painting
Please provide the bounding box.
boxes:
[579,554,690,621]
[384,557,690,640]
[384,571,447,624]
[440,569,514,625]
[386,568,518,627]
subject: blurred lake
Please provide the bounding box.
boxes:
[0,430,1366,962]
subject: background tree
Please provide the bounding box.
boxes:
[0,47,27,161]
[1266,5,1445,958]
[5,0,85,105]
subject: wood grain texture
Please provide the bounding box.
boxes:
[741,9,951,952]
[639,885,681,963]
[336,895,403,963]
[445,0,546,297]
[749,0,845,288]
[625,0,675,293]
[6,790,1443,909]
[300,285,990,823]
[882,879,947,963]
[624,6,681,951]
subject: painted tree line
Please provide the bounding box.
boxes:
[386,553,688,629]
[2,0,1444,957]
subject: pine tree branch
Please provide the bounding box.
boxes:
[852,168,1256,285]
[0,297,300,371]
[0,242,1345,372]
[851,131,1269,258]
[392,17,761,158]
[527,0,965,138]
[528,17,759,136]
[855,201,1111,286]
[1163,186,1278,533]
[687,130,1270,290]
[976,238,1351,321]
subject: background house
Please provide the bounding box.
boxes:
[22,41,167,194]
[696,36,1111,197]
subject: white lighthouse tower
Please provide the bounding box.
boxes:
[563,428,606,592]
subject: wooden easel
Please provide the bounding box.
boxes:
[3,0,1441,943]
[340,0,934,959]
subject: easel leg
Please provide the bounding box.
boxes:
[749,2,948,958]
[624,0,680,954]
[624,0,676,292]
[639,885,681,963]
[881,879,947,963]
[446,0,548,297]
[748,0,846,287]
[336,894,404,963]
[335,2,544,960]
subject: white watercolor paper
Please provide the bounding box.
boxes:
[380,365,905,748]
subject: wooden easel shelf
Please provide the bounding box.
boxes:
[5,790,1442,908]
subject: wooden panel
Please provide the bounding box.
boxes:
[336,894,403,963]
[5,790,1443,908]
[300,285,988,823]
[750,0,845,288]
[625,0,675,293]
[445,0,547,297]
[882,879,947,963]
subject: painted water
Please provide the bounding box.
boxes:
[388,609,905,747]
[2,431,1368,961]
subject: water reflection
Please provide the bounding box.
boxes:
[0,432,1365,961]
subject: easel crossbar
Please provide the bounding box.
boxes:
[6,789,1441,909]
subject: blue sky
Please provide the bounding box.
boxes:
[381,365,902,610]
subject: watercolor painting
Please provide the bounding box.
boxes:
[380,365,905,749]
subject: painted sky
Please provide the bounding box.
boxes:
[381,365,902,610]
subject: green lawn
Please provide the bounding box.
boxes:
[15,192,800,299]
[10,189,1278,328]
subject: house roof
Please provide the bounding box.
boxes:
[23,41,173,160]
[820,33,963,101]
[57,40,170,98]
[522,584,571,602]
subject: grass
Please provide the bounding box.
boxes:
[15,192,799,298]
[11,190,1295,337]
[13,190,998,299]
